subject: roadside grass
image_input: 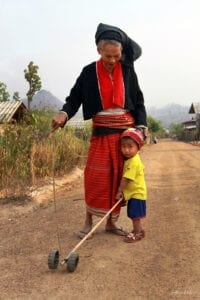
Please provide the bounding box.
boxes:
[0,109,90,199]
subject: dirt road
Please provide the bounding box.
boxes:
[0,139,199,299]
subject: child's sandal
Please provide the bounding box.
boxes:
[132,229,145,238]
[124,232,141,243]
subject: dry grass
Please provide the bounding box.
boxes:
[0,123,89,198]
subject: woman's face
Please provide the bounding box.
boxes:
[98,43,122,73]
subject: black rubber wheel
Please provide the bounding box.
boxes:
[48,250,59,269]
[67,252,79,272]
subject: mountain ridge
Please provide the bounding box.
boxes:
[147,103,191,127]
[23,89,64,111]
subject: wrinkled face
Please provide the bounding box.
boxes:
[120,137,139,159]
[98,43,122,73]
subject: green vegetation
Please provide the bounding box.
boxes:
[147,116,166,139]
[13,91,20,101]
[24,61,42,109]
[169,123,184,139]
[0,110,90,195]
[0,81,10,102]
[0,61,41,104]
[147,116,162,132]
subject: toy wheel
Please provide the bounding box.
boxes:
[67,252,79,272]
[48,250,59,269]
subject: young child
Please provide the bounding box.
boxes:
[116,128,147,242]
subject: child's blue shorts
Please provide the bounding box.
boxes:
[127,198,146,220]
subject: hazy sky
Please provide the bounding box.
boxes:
[1,0,200,108]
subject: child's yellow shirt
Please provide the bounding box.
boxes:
[122,153,147,201]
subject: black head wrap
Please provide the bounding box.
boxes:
[96,30,122,43]
[95,23,142,63]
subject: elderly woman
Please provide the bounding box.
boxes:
[51,23,147,238]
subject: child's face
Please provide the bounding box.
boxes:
[120,137,139,159]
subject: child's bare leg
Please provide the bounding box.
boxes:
[132,219,142,234]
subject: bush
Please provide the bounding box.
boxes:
[0,110,89,195]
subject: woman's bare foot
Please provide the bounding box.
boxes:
[78,227,92,239]
[105,218,128,235]
[105,218,118,230]
[78,211,93,239]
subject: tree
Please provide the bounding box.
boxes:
[24,61,42,109]
[169,123,184,139]
[13,91,20,101]
[0,81,10,102]
[147,116,162,133]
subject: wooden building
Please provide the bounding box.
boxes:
[0,101,28,124]
[183,102,200,142]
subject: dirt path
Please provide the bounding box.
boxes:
[0,139,199,300]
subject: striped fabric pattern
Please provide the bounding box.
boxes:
[92,112,134,128]
[84,133,124,220]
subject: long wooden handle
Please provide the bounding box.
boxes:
[65,198,122,260]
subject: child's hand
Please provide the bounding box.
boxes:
[116,191,123,201]
[120,199,127,207]
[116,191,127,207]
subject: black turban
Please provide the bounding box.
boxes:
[95,23,142,63]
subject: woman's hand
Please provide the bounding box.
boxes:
[51,112,68,132]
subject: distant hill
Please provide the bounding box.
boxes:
[146,103,192,127]
[23,90,64,111]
